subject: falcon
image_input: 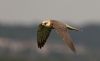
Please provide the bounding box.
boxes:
[37,19,79,52]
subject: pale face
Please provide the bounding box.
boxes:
[42,20,51,27]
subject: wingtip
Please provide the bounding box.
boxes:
[38,45,42,49]
[37,42,44,49]
[38,46,42,49]
[38,43,41,49]
[71,47,76,53]
[69,42,77,53]
[73,49,76,53]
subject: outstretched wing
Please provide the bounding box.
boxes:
[51,20,76,52]
[37,24,52,48]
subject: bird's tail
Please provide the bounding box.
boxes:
[66,24,79,31]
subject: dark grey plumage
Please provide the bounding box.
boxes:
[37,24,52,48]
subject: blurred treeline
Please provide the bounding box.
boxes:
[0,23,99,61]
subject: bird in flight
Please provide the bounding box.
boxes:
[37,19,79,52]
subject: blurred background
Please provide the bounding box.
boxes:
[0,0,100,61]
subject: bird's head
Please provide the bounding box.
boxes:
[42,19,51,27]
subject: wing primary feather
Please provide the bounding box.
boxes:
[37,24,52,49]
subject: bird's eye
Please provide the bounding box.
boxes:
[44,22,47,25]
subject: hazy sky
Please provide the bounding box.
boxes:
[0,0,100,25]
